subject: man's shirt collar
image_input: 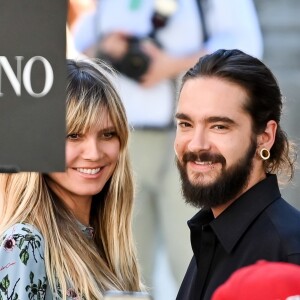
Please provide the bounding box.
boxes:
[188,174,281,253]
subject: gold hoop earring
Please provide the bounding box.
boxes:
[260,148,270,160]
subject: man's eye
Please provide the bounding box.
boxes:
[177,121,191,128]
[67,133,80,140]
[213,125,227,130]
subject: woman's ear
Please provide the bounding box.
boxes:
[257,120,277,150]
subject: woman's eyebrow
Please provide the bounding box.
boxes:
[99,126,117,132]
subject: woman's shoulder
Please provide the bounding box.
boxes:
[0,223,48,299]
[0,222,45,265]
[2,222,43,234]
[1,222,44,245]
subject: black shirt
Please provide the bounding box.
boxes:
[176,174,300,300]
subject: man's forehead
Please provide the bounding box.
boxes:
[177,77,248,113]
[181,76,248,94]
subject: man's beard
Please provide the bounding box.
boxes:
[176,140,257,209]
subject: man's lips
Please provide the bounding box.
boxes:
[194,161,213,165]
[188,160,216,172]
[183,151,226,166]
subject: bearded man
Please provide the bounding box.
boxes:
[175,49,300,300]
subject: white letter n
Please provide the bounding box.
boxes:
[0,56,24,97]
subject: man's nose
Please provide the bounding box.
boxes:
[188,127,210,153]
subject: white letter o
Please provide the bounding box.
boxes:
[23,56,54,98]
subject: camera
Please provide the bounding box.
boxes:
[98,37,151,82]
[96,1,177,82]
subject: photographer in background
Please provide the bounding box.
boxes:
[71,0,263,298]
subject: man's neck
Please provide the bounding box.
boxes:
[211,172,267,218]
[211,198,236,218]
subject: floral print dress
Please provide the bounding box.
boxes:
[0,223,94,300]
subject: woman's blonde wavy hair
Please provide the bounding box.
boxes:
[0,59,143,299]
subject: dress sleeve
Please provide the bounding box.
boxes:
[0,223,48,299]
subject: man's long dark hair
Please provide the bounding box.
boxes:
[180,49,296,180]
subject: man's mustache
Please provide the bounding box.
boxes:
[182,151,226,166]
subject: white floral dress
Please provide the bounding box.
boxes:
[0,223,94,300]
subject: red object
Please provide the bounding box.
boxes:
[212,260,300,300]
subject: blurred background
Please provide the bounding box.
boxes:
[253,0,300,212]
[67,0,300,299]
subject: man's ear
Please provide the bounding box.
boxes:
[257,120,277,150]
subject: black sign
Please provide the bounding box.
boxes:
[0,0,67,172]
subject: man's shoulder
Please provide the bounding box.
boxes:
[266,197,300,224]
[265,198,300,253]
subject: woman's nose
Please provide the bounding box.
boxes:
[81,138,102,161]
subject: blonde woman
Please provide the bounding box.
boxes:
[0,59,143,299]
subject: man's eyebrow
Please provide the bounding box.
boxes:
[206,116,236,124]
[174,112,191,120]
[174,113,236,125]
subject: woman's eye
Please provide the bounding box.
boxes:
[103,131,117,139]
[67,133,80,140]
